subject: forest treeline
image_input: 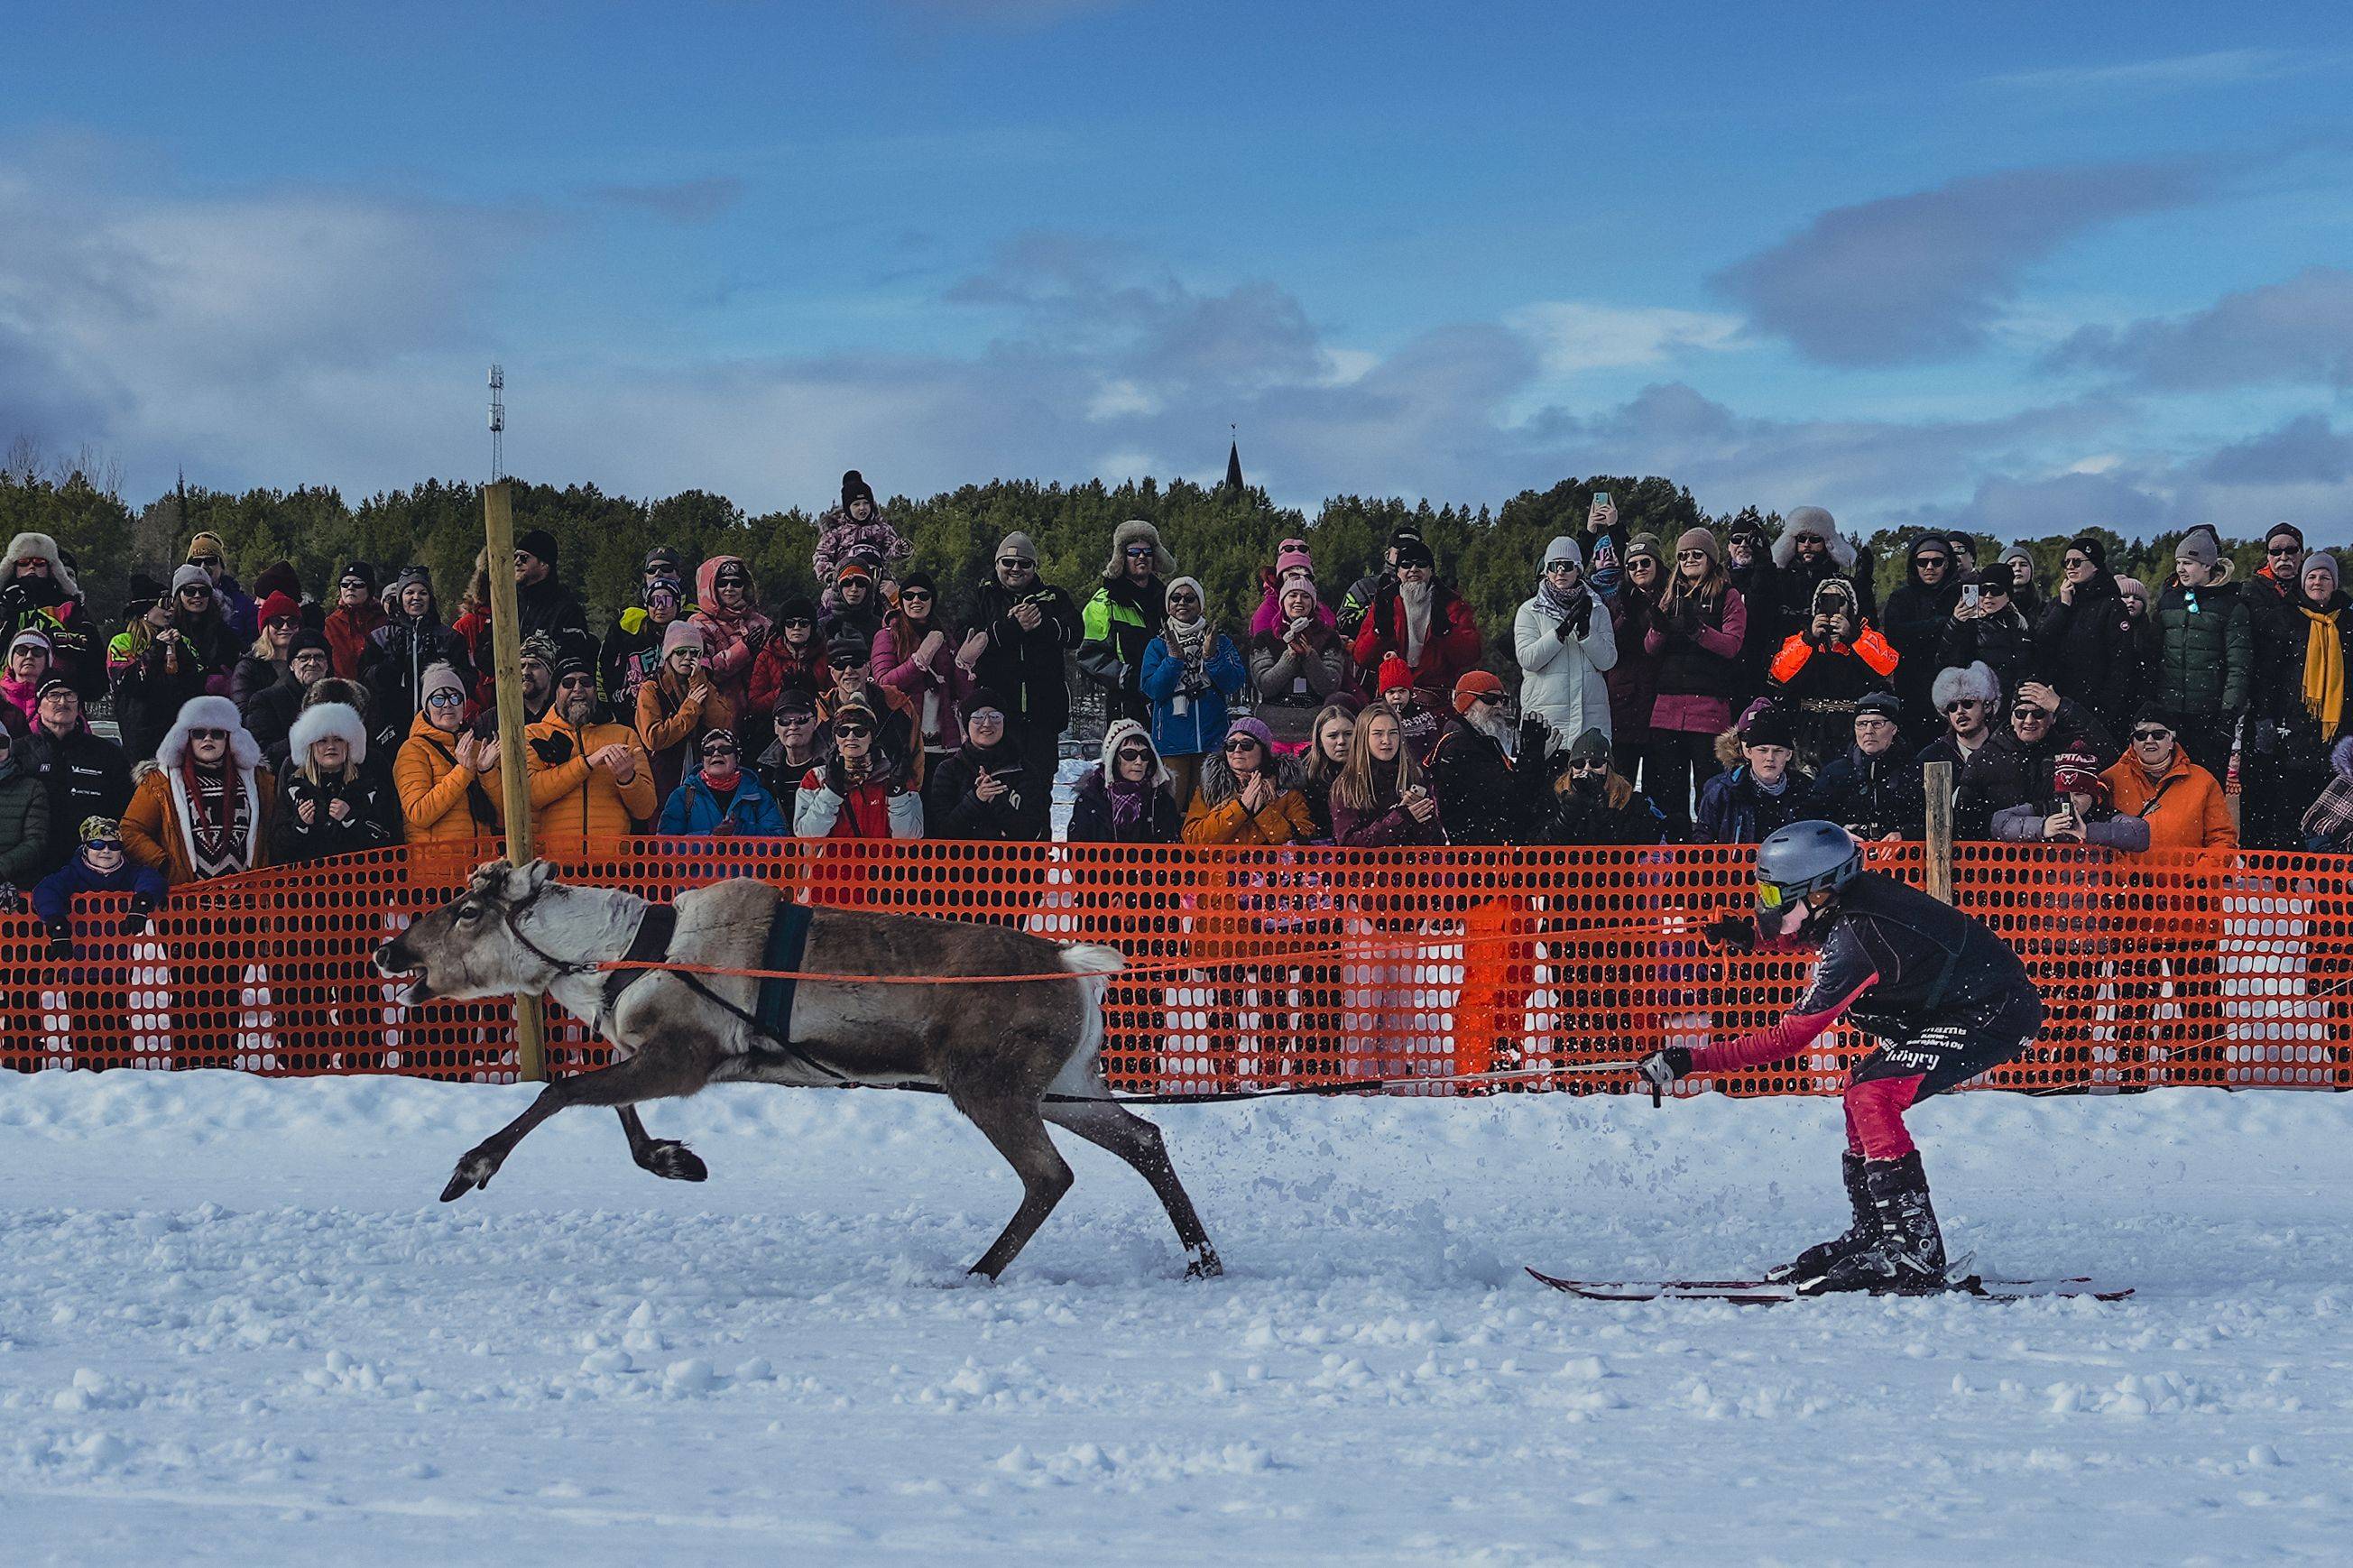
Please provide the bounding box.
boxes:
[0,458,2284,659]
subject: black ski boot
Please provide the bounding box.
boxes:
[1767,1152,1872,1283]
[1796,1151,1947,1296]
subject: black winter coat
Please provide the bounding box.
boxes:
[2151,579,2252,718]
[363,613,475,740]
[1934,607,2037,700]
[22,726,132,872]
[2253,592,2353,767]
[1426,716,1530,845]
[1807,743,1928,840]
[1952,700,2118,838]
[1724,558,1782,707]
[922,741,1050,842]
[966,578,1084,737]
[242,669,314,768]
[1065,765,1183,844]
[1880,567,1961,719]
[1537,771,1668,846]
[269,763,396,862]
[2035,576,2140,735]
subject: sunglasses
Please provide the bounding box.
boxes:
[2013,706,2051,721]
[827,653,863,669]
[178,586,213,597]
[1675,549,1709,561]
[1223,737,1262,752]
[2062,556,2091,568]
[1468,692,1501,706]
[1124,545,1156,558]
[189,727,229,742]
[2132,727,2173,742]
[715,575,749,588]
[265,617,299,632]
[513,551,538,566]
[781,617,814,629]
[1942,699,1983,713]
[189,556,221,568]
[1916,555,1949,567]
[834,724,872,739]
[899,589,932,603]
[1115,745,1153,761]
[339,578,369,592]
[1793,534,1825,546]
[1569,759,1609,774]
[85,838,123,853]
[701,744,739,759]
[967,709,1006,726]
[997,558,1034,570]
[426,689,466,707]
[2269,544,2304,556]
[669,646,702,659]
[558,675,595,689]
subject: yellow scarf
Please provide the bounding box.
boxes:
[2302,605,2345,733]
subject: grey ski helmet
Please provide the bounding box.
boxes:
[1754,820,1862,918]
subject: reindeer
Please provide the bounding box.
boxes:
[374,861,1222,1280]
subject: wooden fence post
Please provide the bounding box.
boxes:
[1924,759,1954,905]
[483,481,547,1083]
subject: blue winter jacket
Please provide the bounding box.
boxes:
[1139,632,1247,759]
[656,768,789,836]
[33,854,169,925]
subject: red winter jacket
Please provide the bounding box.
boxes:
[1351,586,1481,698]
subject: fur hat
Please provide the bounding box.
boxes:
[418,661,468,712]
[1452,669,1506,714]
[171,564,213,597]
[1930,661,2001,710]
[289,701,368,766]
[518,528,558,567]
[841,470,875,509]
[0,532,78,598]
[1104,519,1174,580]
[1274,538,1314,580]
[1542,535,1584,571]
[7,628,51,660]
[157,695,260,772]
[1675,527,1723,567]
[661,621,706,657]
[1100,717,1169,786]
[1773,507,1856,572]
[1377,653,1415,695]
[256,590,301,628]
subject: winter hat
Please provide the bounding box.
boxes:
[2114,576,2149,609]
[2302,552,2341,595]
[2052,749,2107,801]
[1907,533,1953,565]
[898,568,937,598]
[35,676,76,705]
[517,528,559,567]
[253,560,302,603]
[2174,524,2222,571]
[661,621,706,657]
[1105,519,1172,579]
[643,545,686,576]
[1998,544,2035,574]
[1931,661,2001,709]
[256,590,301,628]
[1675,527,1722,567]
[2267,522,2307,553]
[961,686,1013,724]
[160,694,259,771]
[1854,691,1902,723]
[1566,727,1611,764]
[771,687,817,720]
[834,558,872,586]
[1739,705,1796,752]
[642,575,683,612]
[553,642,595,683]
[1,531,75,595]
[2132,700,2175,731]
[287,628,332,662]
[1377,653,1415,695]
[697,727,741,758]
[289,701,369,766]
[337,561,378,592]
[78,815,122,847]
[776,593,817,623]
[1624,532,1665,567]
[1542,535,1584,571]
[996,530,1039,563]
[1452,669,1506,714]
[121,571,165,620]
[1223,715,1276,755]
[826,628,872,666]
[186,531,228,564]
[518,632,558,670]
[389,564,432,597]
[2066,534,2108,570]
[418,662,468,711]
[1100,717,1169,784]
[1275,538,1315,580]
[841,470,875,509]
[1784,506,1837,540]
[830,694,880,731]
[171,563,213,596]
[1392,534,1436,571]
[1387,525,1426,554]
[7,629,51,659]
[1164,576,1205,613]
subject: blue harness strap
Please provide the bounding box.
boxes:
[754,901,814,1039]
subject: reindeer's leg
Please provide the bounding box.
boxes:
[1043,1098,1222,1278]
[614,1106,708,1183]
[442,1044,715,1203]
[956,1093,1075,1280]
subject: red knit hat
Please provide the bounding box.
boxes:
[2052,750,2108,802]
[256,590,301,628]
[1452,669,1505,714]
[1377,654,1414,695]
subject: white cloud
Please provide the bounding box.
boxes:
[1986,49,2302,96]
[1506,302,1745,376]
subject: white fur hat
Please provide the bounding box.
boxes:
[288,701,369,766]
[0,532,78,598]
[1930,660,2001,709]
[157,695,261,771]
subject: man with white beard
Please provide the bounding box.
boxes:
[1426,669,1542,844]
[1350,533,1481,703]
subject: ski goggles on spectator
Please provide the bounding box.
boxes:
[966,708,1007,727]
[426,689,466,707]
[1544,560,1579,574]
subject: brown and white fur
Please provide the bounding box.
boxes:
[374,861,1221,1280]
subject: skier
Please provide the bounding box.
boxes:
[1637,820,2044,1294]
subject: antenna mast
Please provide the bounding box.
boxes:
[487,364,505,483]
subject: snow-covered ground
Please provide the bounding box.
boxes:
[6,1072,2351,1565]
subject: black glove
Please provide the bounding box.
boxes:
[529,732,575,767]
[1702,915,1758,951]
[1516,715,1551,760]
[743,625,769,654]
[1638,1046,1693,1107]
[44,917,73,959]
[0,883,20,917]
[2248,722,2276,758]
[122,893,156,936]
[823,758,857,798]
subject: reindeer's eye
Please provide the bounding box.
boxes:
[456,901,484,924]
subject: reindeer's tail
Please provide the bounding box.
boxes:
[1059,943,1126,977]
[1050,943,1126,1096]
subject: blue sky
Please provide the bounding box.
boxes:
[3,1,2349,542]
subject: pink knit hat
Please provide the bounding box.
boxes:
[1275,538,1315,580]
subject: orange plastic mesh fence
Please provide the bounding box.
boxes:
[6,838,2346,1095]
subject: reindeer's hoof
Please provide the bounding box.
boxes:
[1186,1245,1224,1280]
[641,1140,707,1183]
[439,1149,500,1203]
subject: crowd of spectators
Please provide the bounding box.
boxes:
[1,481,2349,982]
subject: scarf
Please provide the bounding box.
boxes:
[1164,613,1207,661]
[182,760,251,879]
[2302,605,2346,734]
[1534,577,1584,620]
[1399,579,1433,664]
[1106,769,1152,835]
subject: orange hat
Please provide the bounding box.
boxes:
[1452,669,1505,714]
[1377,653,1414,695]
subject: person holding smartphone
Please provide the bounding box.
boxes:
[923,690,1048,844]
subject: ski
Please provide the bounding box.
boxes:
[1526,1267,2132,1305]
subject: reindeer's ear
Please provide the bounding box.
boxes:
[521,859,557,893]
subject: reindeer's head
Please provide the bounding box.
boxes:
[374,859,567,1004]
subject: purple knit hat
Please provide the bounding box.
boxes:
[1223,715,1276,753]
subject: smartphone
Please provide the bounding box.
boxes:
[1592,491,1613,510]
[1961,584,1980,611]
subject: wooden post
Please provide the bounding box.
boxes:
[1923,760,1954,906]
[482,481,547,1082]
